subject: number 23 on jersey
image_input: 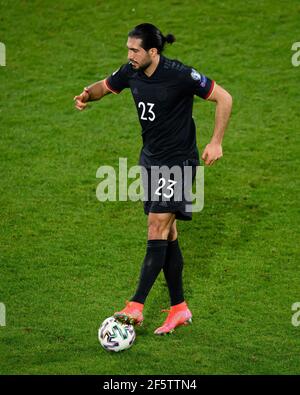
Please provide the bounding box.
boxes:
[138,101,155,121]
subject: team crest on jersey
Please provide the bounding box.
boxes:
[191,69,201,81]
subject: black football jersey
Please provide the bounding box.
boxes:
[105,55,215,167]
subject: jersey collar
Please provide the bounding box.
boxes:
[139,54,165,80]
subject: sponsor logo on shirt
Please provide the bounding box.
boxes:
[200,75,207,87]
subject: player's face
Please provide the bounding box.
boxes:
[127,37,153,71]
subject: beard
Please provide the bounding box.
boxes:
[130,59,152,71]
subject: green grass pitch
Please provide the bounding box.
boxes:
[0,0,299,374]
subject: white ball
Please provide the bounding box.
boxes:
[98,316,136,352]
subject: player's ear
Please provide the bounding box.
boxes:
[149,47,158,57]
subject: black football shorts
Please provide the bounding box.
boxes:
[142,159,198,221]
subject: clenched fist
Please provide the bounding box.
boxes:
[201,143,223,166]
[74,88,89,111]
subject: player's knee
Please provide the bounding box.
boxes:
[168,225,177,241]
[148,221,170,240]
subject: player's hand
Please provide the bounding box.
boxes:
[201,143,223,166]
[74,89,89,111]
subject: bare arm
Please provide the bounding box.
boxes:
[201,83,232,166]
[74,79,111,111]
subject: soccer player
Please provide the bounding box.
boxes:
[74,23,232,335]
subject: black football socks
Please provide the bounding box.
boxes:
[131,239,168,304]
[163,239,184,306]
